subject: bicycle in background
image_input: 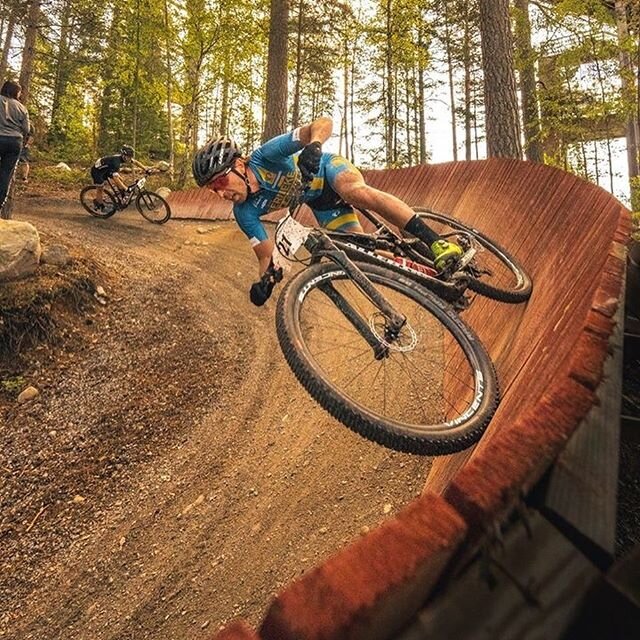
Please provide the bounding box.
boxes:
[80,167,171,224]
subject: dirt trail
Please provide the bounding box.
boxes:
[1,198,430,640]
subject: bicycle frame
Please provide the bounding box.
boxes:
[104,175,147,209]
[275,194,409,359]
[319,210,477,303]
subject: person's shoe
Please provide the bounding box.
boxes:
[92,199,104,211]
[431,239,463,271]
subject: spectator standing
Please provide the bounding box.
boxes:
[0,80,30,209]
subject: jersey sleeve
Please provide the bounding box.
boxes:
[254,130,304,164]
[233,202,270,245]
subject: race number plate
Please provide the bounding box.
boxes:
[275,215,311,261]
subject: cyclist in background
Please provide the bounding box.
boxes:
[90,145,151,210]
[192,117,462,306]
[17,129,34,183]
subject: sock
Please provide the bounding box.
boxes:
[403,215,440,245]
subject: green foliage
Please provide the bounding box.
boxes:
[29,163,88,191]
[0,376,26,395]
[3,0,637,204]
[631,177,640,215]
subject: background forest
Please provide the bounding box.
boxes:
[0,0,638,207]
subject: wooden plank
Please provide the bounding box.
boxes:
[560,544,640,639]
[398,510,601,640]
[538,304,624,563]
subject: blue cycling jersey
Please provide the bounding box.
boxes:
[233,129,361,245]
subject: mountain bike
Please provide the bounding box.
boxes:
[271,185,499,455]
[79,168,171,224]
[324,206,532,305]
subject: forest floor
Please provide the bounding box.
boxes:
[1,192,430,640]
[1,187,638,640]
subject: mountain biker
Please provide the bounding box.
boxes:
[90,145,151,209]
[0,80,31,210]
[192,116,462,306]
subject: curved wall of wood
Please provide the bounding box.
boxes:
[169,159,631,640]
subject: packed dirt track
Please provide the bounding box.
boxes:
[2,154,632,640]
[1,197,429,639]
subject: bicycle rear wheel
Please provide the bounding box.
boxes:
[79,186,117,218]
[136,190,171,224]
[414,208,532,303]
[276,262,499,455]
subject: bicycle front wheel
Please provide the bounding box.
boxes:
[415,208,532,303]
[276,262,499,455]
[79,186,117,218]
[136,190,171,224]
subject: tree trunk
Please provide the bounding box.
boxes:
[479,0,522,158]
[615,0,639,184]
[0,8,17,84]
[341,35,349,158]
[132,0,141,152]
[19,0,42,106]
[514,0,542,162]
[162,0,175,176]
[443,2,458,161]
[417,27,426,164]
[263,0,288,141]
[384,0,395,166]
[49,0,72,140]
[220,54,231,134]
[462,3,472,161]
[291,0,304,129]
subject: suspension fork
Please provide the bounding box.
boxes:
[309,235,407,355]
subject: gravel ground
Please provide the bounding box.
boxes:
[1,197,430,640]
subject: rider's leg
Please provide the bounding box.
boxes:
[313,209,364,233]
[92,184,105,209]
[0,137,21,209]
[111,173,127,194]
[90,168,105,206]
[19,160,29,182]
[332,165,462,270]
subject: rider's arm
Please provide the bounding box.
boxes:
[234,202,273,275]
[131,158,149,171]
[258,117,333,163]
[296,116,332,146]
[253,239,275,275]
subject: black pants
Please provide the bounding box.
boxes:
[0,135,22,209]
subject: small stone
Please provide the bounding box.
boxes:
[41,244,71,267]
[17,386,39,403]
[73,495,86,503]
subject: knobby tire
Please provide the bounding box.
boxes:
[414,208,532,303]
[135,191,171,224]
[275,262,499,455]
[79,185,117,218]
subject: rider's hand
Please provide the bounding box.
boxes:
[249,280,272,306]
[249,265,283,306]
[298,141,322,182]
